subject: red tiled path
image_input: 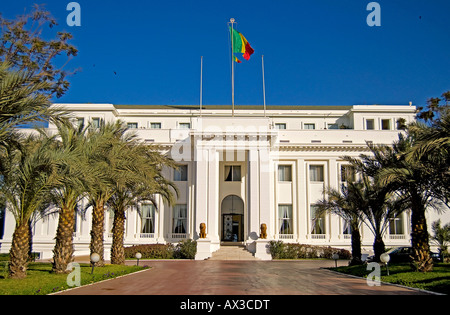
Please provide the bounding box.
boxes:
[57,260,430,295]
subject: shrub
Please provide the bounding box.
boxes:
[174,239,197,259]
[124,244,175,259]
[268,242,351,260]
[268,240,285,259]
[124,240,198,260]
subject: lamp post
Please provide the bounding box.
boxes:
[332,253,340,268]
[135,252,142,266]
[90,253,100,275]
[380,253,390,276]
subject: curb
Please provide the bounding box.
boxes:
[49,268,151,295]
[322,267,446,296]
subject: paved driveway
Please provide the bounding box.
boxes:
[57,260,429,295]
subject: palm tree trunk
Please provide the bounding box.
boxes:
[9,221,30,279]
[410,199,433,272]
[52,205,75,273]
[111,208,126,265]
[373,234,385,262]
[350,226,362,265]
[90,201,105,267]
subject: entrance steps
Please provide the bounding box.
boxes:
[209,244,259,261]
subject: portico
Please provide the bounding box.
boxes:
[191,117,275,256]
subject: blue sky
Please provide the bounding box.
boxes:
[2,0,449,107]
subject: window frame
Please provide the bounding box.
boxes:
[141,203,156,234]
[174,165,188,181]
[150,122,162,129]
[224,165,242,182]
[309,165,324,182]
[274,123,287,130]
[278,204,293,235]
[278,165,292,182]
[172,204,188,234]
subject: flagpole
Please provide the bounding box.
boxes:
[230,18,236,117]
[200,56,203,117]
[262,55,266,117]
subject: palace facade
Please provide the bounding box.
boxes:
[1,103,448,259]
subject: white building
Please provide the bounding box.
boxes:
[0,103,448,259]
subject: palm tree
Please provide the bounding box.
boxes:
[0,62,62,148]
[430,220,450,262]
[0,135,62,278]
[38,120,91,273]
[351,136,442,271]
[83,120,140,267]
[315,181,364,265]
[107,142,178,265]
[407,111,450,204]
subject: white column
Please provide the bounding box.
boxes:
[194,148,209,238]
[328,158,340,243]
[247,148,259,242]
[259,148,272,236]
[207,149,220,243]
[297,158,308,243]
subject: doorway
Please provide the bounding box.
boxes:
[221,195,244,242]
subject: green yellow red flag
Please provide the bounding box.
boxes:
[229,27,254,62]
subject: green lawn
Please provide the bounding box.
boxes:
[329,263,450,295]
[0,261,147,295]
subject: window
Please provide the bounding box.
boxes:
[389,214,404,235]
[275,123,286,130]
[304,123,315,130]
[0,206,5,239]
[92,118,100,129]
[342,220,352,235]
[278,165,292,182]
[309,165,324,182]
[141,204,155,234]
[173,204,187,234]
[150,122,161,129]
[225,165,241,182]
[108,210,114,235]
[381,119,391,130]
[278,205,293,235]
[340,165,355,183]
[366,119,374,130]
[310,205,325,234]
[327,124,338,129]
[179,123,191,129]
[76,118,85,128]
[174,165,188,181]
[127,122,138,129]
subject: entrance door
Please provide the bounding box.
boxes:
[221,195,244,242]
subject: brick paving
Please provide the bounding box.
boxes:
[56,260,430,295]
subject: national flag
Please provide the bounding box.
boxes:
[234,56,242,63]
[229,27,255,61]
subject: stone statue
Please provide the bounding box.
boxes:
[199,223,207,238]
[260,223,267,239]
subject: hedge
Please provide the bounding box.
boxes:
[268,241,351,260]
[124,239,197,260]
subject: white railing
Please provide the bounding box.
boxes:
[169,233,188,239]
[311,234,326,240]
[389,234,406,240]
[278,234,294,240]
[140,233,155,239]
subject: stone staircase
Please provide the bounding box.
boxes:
[209,244,259,261]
